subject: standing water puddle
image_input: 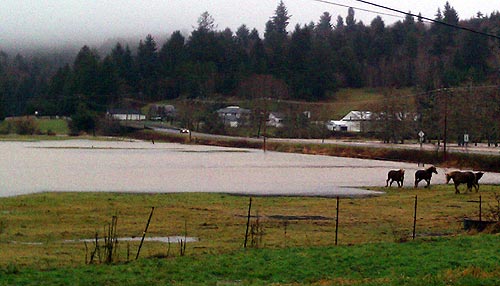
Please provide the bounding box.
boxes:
[65,236,199,244]
[11,236,199,245]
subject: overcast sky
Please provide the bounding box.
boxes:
[1,0,499,50]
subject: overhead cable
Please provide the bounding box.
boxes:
[352,0,500,40]
[310,0,404,20]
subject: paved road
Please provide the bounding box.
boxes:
[151,125,500,156]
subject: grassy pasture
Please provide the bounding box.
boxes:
[0,186,499,273]
[36,118,69,135]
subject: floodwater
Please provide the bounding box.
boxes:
[1,140,499,198]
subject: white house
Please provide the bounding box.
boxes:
[267,112,285,128]
[217,106,251,127]
[325,120,348,132]
[328,110,373,132]
[107,108,146,121]
[340,110,373,132]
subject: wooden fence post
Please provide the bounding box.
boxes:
[413,195,418,240]
[335,196,339,246]
[479,195,482,222]
[136,207,155,260]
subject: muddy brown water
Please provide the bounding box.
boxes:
[1,140,499,198]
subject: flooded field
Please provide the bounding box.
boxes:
[1,139,499,197]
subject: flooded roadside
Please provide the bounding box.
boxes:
[1,140,499,198]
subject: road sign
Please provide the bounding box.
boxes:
[418,130,425,146]
[464,134,469,143]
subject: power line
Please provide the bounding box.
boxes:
[311,0,500,40]
[309,0,405,20]
[350,0,500,40]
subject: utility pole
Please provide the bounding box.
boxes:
[443,89,448,161]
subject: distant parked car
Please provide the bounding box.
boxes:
[180,128,190,133]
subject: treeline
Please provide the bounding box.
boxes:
[1,1,500,119]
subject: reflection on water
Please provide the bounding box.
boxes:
[11,236,199,245]
[2,140,497,198]
[65,236,199,244]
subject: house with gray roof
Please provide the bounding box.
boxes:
[217,106,250,128]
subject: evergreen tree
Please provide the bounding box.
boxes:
[264,0,291,78]
[136,34,160,100]
[197,11,216,33]
[110,43,135,94]
[159,31,187,99]
[98,56,119,107]
[235,25,251,51]
[288,24,313,99]
[234,25,252,76]
[271,0,290,38]
[186,12,222,97]
[346,7,356,28]
[248,29,267,74]
[0,53,5,120]
[159,32,187,75]
[47,64,72,115]
[335,15,344,29]
[188,11,220,63]
[217,28,244,94]
[316,12,333,37]
[442,1,459,46]
[455,19,490,82]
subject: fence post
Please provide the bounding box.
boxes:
[413,195,418,240]
[244,197,252,248]
[335,196,339,246]
[479,195,482,222]
[136,206,155,260]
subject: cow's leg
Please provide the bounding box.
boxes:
[454,183,460,194]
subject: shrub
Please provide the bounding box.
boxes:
[13,118,39,135]
[69,104,97,135]
[0,121,12,134]
[97,119,127,136]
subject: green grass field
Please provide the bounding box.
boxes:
[36,118,69,135]
[2,235,500,285]
[1,186,499,285]
[0,117,69,136]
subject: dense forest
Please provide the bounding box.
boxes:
[0,1,499,128]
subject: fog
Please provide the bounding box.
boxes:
[1,0,499,52]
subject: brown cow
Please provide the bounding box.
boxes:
[386,169,405,188]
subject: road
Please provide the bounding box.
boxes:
[150,125,500,157]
